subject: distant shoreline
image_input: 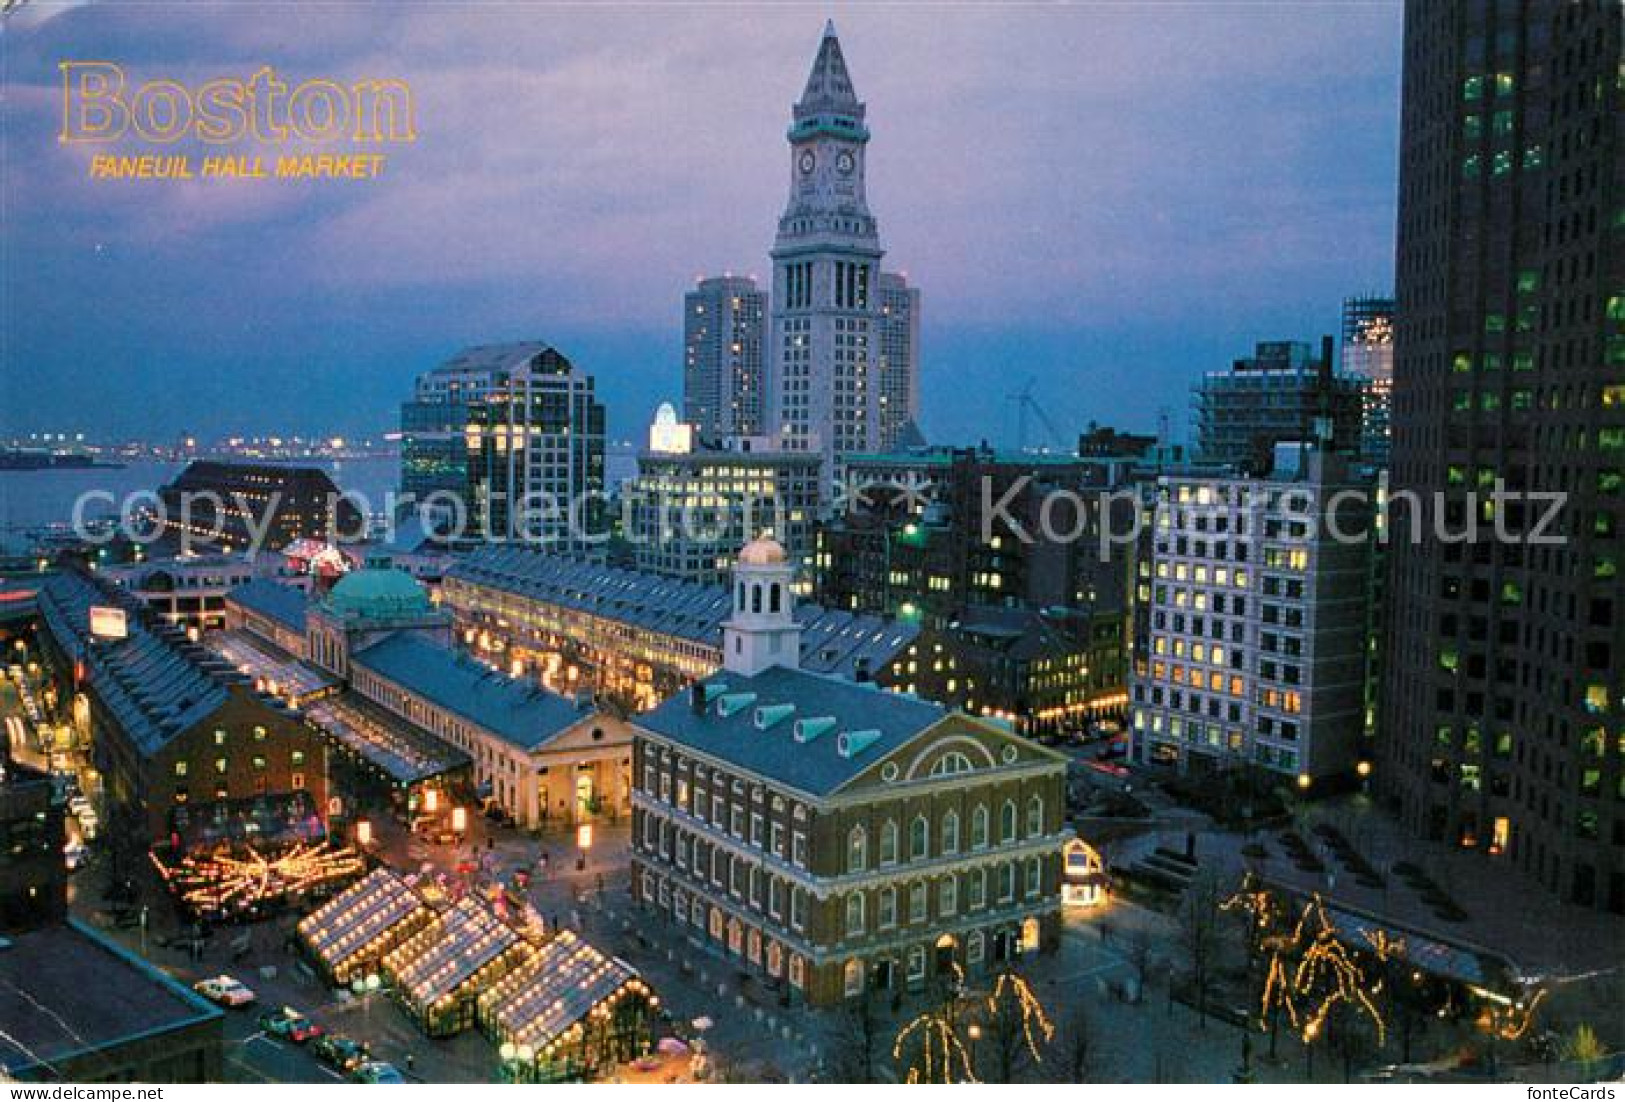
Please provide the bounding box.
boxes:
[0,453,125,471]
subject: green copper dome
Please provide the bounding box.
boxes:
[325,562,431,620]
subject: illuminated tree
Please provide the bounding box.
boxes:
[980,967,1054,1082]
[893,1009,977,1084]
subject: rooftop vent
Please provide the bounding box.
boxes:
[837,729,882,759]
[754,703,796,730]
[793,716,837,743]
[716,691,757,718]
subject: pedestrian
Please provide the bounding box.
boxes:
[595,873,604,897]
[405,1054,415,1075]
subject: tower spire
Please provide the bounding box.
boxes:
[797,20,860,114]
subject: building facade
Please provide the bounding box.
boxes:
[1341,295,1397,465]
[876,271,922,451]
[155,461,361,553]
[629,540,1067,1005]
[766,24,920,484]
[1381,0,1623,912]
[0,760,67,931]
[463,343,606,548]
[33,571,330,852]
[628,415,821,586]
[1131,448,1374,782]
[441,545,921,713]
[1193,340,1368,473]
[684,276,769,438]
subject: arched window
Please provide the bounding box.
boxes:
[930,751,974,777]
[843,958,865,997]
[1026,794,1044,837]
[847,825,867,873]
[770,582,782,612]
[999,863,1016,901]
[751,584,763,613]
[909,814,930,860]
[879,819,899,865]
[1000,799,1018,842]
[736,582,745,609]
[845,892,865,936]
[971,805,989,849]
[941,810,960,855]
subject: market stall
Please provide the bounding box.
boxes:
[477,929,655,1083]
[296,868,434,985]
[383,895,534,1036]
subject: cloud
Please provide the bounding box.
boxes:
[2,3,1401,440]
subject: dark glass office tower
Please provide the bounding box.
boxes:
[1381,0,1622,911]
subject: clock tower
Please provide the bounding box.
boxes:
[767,21,888,492]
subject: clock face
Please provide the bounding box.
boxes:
[798,150,816,175]
[836,151,855,175]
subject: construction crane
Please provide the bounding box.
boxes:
[1006,378,1067,453]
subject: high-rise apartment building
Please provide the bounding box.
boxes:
[1193,339,1367,472]
[1382,0,1622,912]
[1341,296,1397,465]
[877,271,922,451]
[683,276,768,438]
[464,343,606,548]
[1130,447,1375,782]
[767,24,920,487]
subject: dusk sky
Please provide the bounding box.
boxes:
[2,2,1402,448]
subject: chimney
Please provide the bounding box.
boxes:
[690,681,706,715]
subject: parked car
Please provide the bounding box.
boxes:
[194,975,256,1007]
[258,1006,323,1043]
[350,1060,405,1084]
[313,1034,372,1072]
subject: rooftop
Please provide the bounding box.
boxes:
[445,547,919,679]
[0,919,221,1077]
[637,664,948,798]
[431,341,567,376]
[353,633,588,752]
[36,572,239,757]
[226,577,309,634]
[324,564,433,621]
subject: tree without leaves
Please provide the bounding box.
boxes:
[1178,870,1227,1028]
[828,990,885,1083]
[1047,1006,1093,1083]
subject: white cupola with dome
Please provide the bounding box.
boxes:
[722,535,801,677]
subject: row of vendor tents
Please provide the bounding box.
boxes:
[297,868,656,1082]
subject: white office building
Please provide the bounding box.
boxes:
[1129,447,1374,783]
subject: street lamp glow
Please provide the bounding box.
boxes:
[451,806,467,833]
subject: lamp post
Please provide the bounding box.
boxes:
[352,972,381,1033]
[576,822,592,871]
